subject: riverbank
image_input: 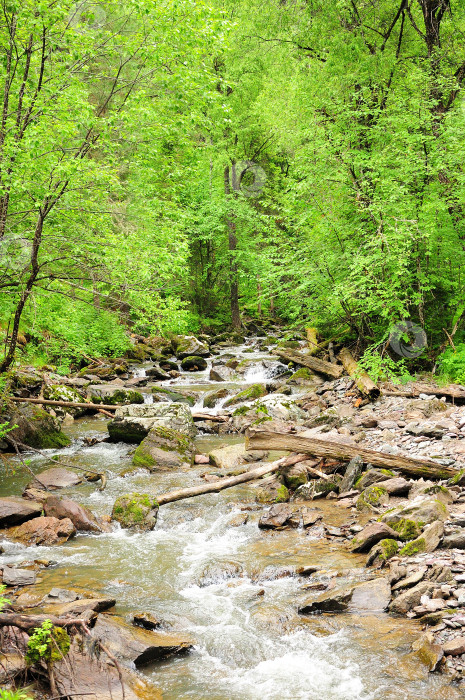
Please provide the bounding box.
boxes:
[2,332,465,698]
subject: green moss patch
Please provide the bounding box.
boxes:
[391,518,422,541]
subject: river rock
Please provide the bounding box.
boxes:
[366,539,400,565]
[399,520,444,556]
[151,386,197,406]
[375,477,412,496]
[382,497,448,528]
[203,388,230,408]
[112,493,159,531]
[91,615,193,666]
[1,404,70,450]
[350,578,391,611]
[258,503,294,529]
[9,516,76,545]
[299,583,356,614]
[0,496,42,527]
[27,467,83,490]
[356,485,389,512]
[175,335,209,359]
[255,475,289,504]
[356,469,389,490]
[339,456,363,493]
[350,522,400,553]
[54,639,162,700]
[146,365,171,381]
[42,596,116,616]
[223,383,267,408]
[209,443,246,471]
[108,402,195,443]
[1,566,37,586]
[43,495,107,532]
[181,355,208,371]
[442,531,465,549]
[442,636,465,656]
[89,385,144,405]
[281,462,308,489]
[389,581,435,615]
[198,561,244,586]
[132,426,194,470]
[44,383,88,417]
[412,632,444,671]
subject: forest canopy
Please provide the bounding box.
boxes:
[1,0,465,376]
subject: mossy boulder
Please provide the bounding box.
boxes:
[151,386,196,406]
[203,388,230,409]
[255,476,289,504]
[356,485,389,512]
[132,426,194,471]
[2,404,71,450]
[280,463,308,490]
[108,403,195,443]
[390,518,423,541]
[44,384,87,417]
[366,539,399,566]
[399,521,444,556]
[111,493,159,531]
[382,497,448,527]
[224,383,267,408]
[174,335,209,359]
[448,469,465,487]
[89,386,144,406]
[181,355,208,371]
[289,368,314,383]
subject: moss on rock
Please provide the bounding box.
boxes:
[224,383,267,407]
[356,485,389,512]
[391,518,422,541]
[400,537,426,556]
[111,492,159,531]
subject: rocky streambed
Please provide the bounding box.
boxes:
[2,333,465,698]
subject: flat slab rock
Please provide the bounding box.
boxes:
[91,616,194,667]
[27,467,82,490]
[1,566,37,587]
[0,496,42,527]
[299,578,391,614]
[54,640,162,700]
[41,596,116,617]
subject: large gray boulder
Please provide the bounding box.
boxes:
[108,403,195,443]
[175,335,209,359]
[381,497,448,527]
[88,385,144,405]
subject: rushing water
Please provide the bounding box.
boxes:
[0,340,462,699]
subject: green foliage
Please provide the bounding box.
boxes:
[0,583,10,611]
[0,690,34,700]
[26,619,70,665]
[358,347,414,384]
[438,344,465,385]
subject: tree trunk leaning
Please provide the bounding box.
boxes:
[245,428,457,480]
[338,347,380,399]
[273,348,343,379]
[157,453,309,506]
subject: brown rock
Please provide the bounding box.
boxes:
[91,616,193,666]
[442,636,465,656]
[9,516,76,545]
[27,467,82,490]
[412,632,444,671]
[42,596,116,616]
[350,522,399,553]
[350,578,391,611]
[375,477,412,496]
[0,496,42,527]
[258,503,294,529]
[299,583,356,614]
[389,581,434,615]
[43,495,108,532]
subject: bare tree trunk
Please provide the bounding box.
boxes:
[245,428,457,479]
[0,213,44,372]
[224,164,241,329]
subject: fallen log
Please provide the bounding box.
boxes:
[0,613,88,632]
[245,428,457,480]
[382,383,465,403]
[9,396,117,411]
[157,453,308,505]
[273,348,344,379]
[192,412,229,422]
[338,347,380,399]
